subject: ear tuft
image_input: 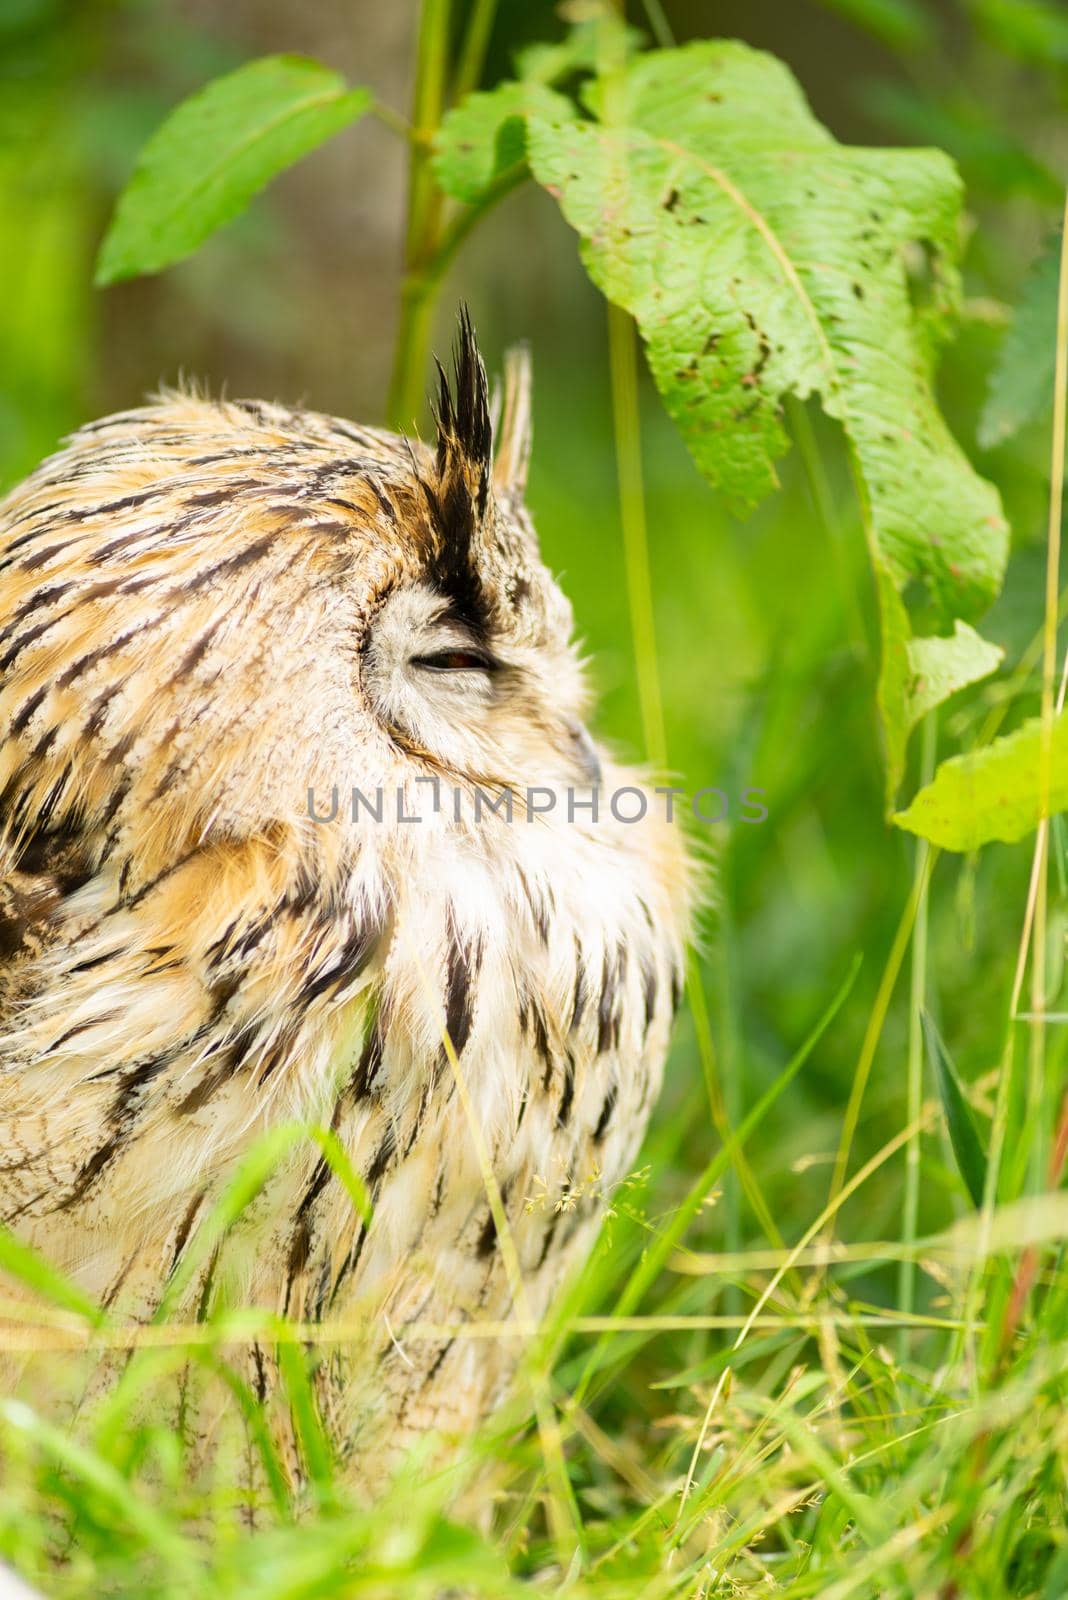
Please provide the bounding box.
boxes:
[493,343,533,498]
[434,304,492,526]
[423,306,493,632]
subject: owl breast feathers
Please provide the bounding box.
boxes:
[0,312,692,1490]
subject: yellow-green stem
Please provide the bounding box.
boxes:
[386,0,452,430]
[1028,192,1068,1190]
[898,711,936,1355]
[452,0,500,105]
[606,303,667,771]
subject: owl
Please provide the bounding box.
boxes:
[0,312,691,1495]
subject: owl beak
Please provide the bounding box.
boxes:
[568,720,603,787]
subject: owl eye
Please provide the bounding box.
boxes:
[411,648,495,673]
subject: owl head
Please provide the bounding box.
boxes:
[356,307,600,795]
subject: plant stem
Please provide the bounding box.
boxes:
[599,8,665,766]
[368,100,415,142]
[452,0,500,105]
[828,857,929,1214]
[606,302,667,771]
[687,946,801,1292]
[388,284,438,434]
[898,711,936,1357]
[387,0,453,431]
[1027,192,1068,1195]
[638,0,676,48]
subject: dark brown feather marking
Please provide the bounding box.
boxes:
[593,1083,618,1143]
[285,1155,335,1308]
[556,1052,576,1128]
[0,580,74,637]
[0,616,62,673]
[251,1342,269,1403]
[59,1130,126,1210]
[641,956,658,1036]
[83,682,123,741]
[56,627,145,689]
[9,538,79,575]
[298,916,379,1006]
[9,683,49,736]
[597,945,627,1055]
[443,910,480,1058]
[176,533,276,596]
[348,1013,384,1100]
[169,1189,206,1275]
[66,485,174,523]
[174,1020,260,1114]
[476,1181,509,1258]
[0,879,60,958]
[424,1336,456,1383]
[570,937,587,1033]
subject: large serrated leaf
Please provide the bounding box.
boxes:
[978,228,1061,449]
[433,81,574,206]
[522,40,1007,795]
[526,42,1006,610]
[96,55,371,284]
[894,712,1068,849]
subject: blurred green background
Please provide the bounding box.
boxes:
[2,0,1066,1325]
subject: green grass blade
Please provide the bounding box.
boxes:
[922,1009,989,1208]
[0,1226,106,1327]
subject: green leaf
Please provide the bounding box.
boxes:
[524,41,1007,793]
[873,572,1002,798]
[905,621,1004,727]
[515,16,644,84]
[979,229,1062,449]
[433,81,573,206]
[95,54,371,284]
[873,578,1002,799]
[921,1011,988,1208]
[894,712,1068,850]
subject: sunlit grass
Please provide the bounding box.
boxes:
[3,1089,1068,1597]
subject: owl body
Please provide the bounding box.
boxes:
[0,319,690,1492]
